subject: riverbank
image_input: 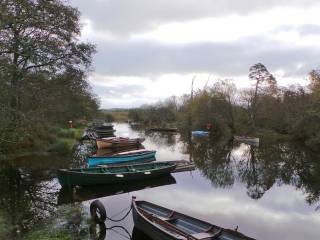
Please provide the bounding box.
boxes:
[0,126,85,161]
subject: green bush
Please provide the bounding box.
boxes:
[47,140,70,154]
[292,111,320,151]
[57,128,76,138]
[26,230,71,240]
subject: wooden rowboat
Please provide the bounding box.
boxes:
[96,137,145,149]
[57,162,176,187]
[88,149,156,167]
[95,144,145,157]
[93,124,114,130]
[132,198,255,240]
[95,129,116,138]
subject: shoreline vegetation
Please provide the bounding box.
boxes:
[1,0,319,156]
[125,65,320,152]
[0,0,99,157]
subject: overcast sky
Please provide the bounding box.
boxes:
[71,0,320,108]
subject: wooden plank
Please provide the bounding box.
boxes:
[138,207,198,240]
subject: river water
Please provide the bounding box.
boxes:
[0,123,319,239]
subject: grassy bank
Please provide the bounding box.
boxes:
[1,126,86,160]
[26,230,71,240]
[46,127,84,154]
[23,204,90,240]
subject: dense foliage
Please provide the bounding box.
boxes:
[129,63,320,151]
[0,0,99,153]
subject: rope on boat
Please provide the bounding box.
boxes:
[106,203,133,222]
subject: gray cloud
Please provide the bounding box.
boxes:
[91,83,146,98]
[71,0,319,35]
[92,37,319,78]
[276,24,320,36]
[91,83,150,108]
[69,1,320,107]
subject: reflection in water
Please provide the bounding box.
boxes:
[144,131,178,149]
[0,161,59,238]
[188,136,320,204]
[1,123,320,240]
[131,227,153,240]
[58,175,176,205]
[191,138,235,188]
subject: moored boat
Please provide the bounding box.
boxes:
[88,149,156,167]
[148,127,178,132]
[191,131,209,137]
[95,144,145,156]
[96,137,145,149]
[132,198,255,240]
[95,129,116,137]
[93,124,114,130]
[57,162,176,187]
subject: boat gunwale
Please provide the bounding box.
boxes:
[134,200,218,233]
[89,150,156,159]
[58,162,176,176]
[133,199,191,240]
[96,137,144,143]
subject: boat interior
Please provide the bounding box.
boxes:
[136,201,253,240]
[136,201,225,240]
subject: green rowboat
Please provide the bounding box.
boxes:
[57,162,176,187]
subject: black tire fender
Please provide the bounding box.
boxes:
[89,222,107,240]
[90,200,107,223]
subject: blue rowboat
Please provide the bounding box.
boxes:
[191,131,209,137]
[88,149,156,167]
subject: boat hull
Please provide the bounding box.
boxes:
[132,200,255,240]
[133,206,175,240]
[88,151,156,167]
[57,162,176,187]
[96,138,145,150]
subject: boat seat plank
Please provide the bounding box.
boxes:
[191,233,213,239]
[170,219,210,234]
[140,204,171,218]
[138,207,198,240]
[191,230,221,240]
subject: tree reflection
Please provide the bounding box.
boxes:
[191,138,235,188]
[144,131,178,149]
[184,136,320,206]
[0,161,59,238]
[236,141,285,199]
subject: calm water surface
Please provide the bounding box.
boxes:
[1,123,320,239]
